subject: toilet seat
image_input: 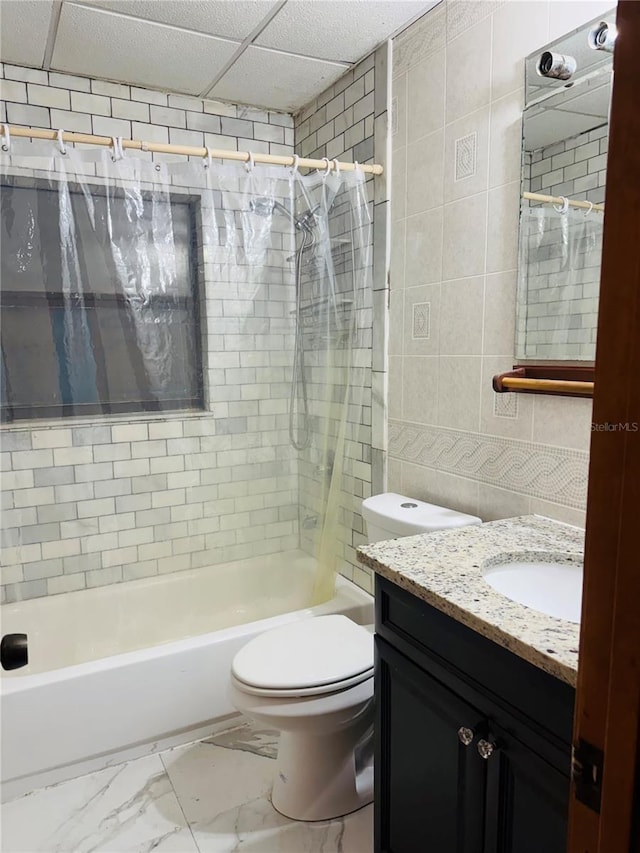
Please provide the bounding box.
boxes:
[231,615,374,697]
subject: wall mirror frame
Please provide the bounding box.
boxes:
[494,7,617,399]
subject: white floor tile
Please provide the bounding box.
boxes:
[1,754,198,853]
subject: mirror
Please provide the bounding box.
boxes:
[516,9,616,362]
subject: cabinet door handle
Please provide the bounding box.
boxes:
[477,739,495,759]
[457,726,475,746]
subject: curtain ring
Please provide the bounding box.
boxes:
[56,128,67,155]
[203,146,213,169]
[332,158,340,176]
[1,124,10,152]
[321,156,331,177]
[290,154,300,175]
[245,151,255,172]
[553,196,569,214]
[583,201,594,217]
[353,160,360,172]
[111,136,124,161]
[140,140,149,152]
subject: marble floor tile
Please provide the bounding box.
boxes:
[1,754,198,853]
[161,725,373,853]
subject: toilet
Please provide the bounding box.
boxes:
[229,492,482,821]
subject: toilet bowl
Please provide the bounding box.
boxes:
[230,615,374,821]
[229,493,481,821]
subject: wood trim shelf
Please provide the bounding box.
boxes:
[492,365,595,399]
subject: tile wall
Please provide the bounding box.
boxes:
[0,64,302,602]
[388,0,612,527]
[294,46,390,590]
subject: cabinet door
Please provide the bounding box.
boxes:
[483,724,570,853]
[376,636,486,853]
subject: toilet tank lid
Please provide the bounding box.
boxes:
[231,615,373,691]
[362,492,481,535]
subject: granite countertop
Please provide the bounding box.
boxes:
[357,514,584,686]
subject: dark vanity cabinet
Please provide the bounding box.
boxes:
[374,576,575,853]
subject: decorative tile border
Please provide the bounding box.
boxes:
[389,419,589,508]
[393,3,446,76]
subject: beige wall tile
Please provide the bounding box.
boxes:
[400,460,439,502]
[388,356,404,420]
[389,286,405,357]
[392,145,407,221]
[404,356,439,425]
[406,208,444,286]
[390,217,406,289]
[491,1,550,101]
[443,193,487,280]
[444,106,490,203]
[404,284,441,356]
[530,498,586,529]
[392,73,407,151]
[431,470,480,517]
[478,484,532,521]
[437,356,481,431]
[532,396,593,451]
[548,0,616,42]
[407,50,445,142]
[387,457,402,492]
[445,17,492,123]
[407,129,444,215]
[439,277,484,355]
[479,356,534,440]
[486,181,519,274]
[488,89,524,189]
[483,270,517,355]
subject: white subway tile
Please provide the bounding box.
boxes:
[74,462,114,482]
[99,512,136,533]
[92,115,131,138]
[53,446,93,466]
[111,423,148,443]
[13,487,54,507]
[31,428,73,449]
[77,497,115,518]
[111,97,150,122]
[1,543,42,565]
[2,469,35,490]
[60,517,99,539]
[42,538,81,560]
[3,65,48,84]
[27,84,70,109]
[131,86,168,106]
[86,566,123,588]
[102,545,138,567]
[48,574,86,594]
[70,91,110,116]
[6,102,51,127]
[114,458,149,478]
[91,79,130,98]
[131,440,167,459]
[55,482,94,503]
[48,72,91,92]
[0,79,27,101]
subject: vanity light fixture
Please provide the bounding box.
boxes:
[536,51,577,80]
[588,20,617,52]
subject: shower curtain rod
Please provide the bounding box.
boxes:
[523,190,605,212]
[0,124,384,176]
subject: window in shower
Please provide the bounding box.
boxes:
[0,182,203,422]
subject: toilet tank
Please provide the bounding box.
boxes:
[361,492,481,543]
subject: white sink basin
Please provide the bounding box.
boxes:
[482,551,583,623]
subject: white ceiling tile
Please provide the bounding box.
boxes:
[51,3,241,95]
[0,0,53,67]
[209,45,348,112]
[80,0,280,40]
[256,0,435,63]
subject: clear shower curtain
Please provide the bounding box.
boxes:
[0,138,371,602]
[518,206,603,360]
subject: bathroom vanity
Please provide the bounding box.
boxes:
[357,515,583,853]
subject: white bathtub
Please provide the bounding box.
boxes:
[0,551,373,801]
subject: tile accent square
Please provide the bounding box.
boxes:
[455,132,477,181]
[413,302,431,339]
[493,392,518,419]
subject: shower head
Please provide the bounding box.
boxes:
[250,197,318,232]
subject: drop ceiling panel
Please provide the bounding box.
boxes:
[0,0,53,68]
[255,0,434,62]
[210,45,348,112]
[51,3,241,95]
[81,0,279,40]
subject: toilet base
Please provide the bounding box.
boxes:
[271,726,373,822]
